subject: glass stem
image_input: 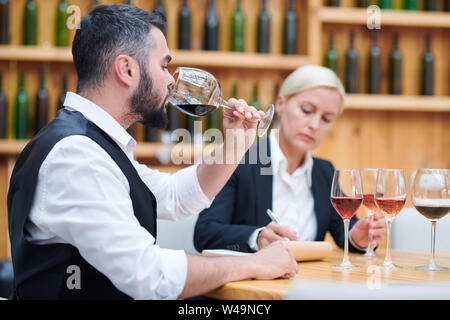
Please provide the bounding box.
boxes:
[219,98,234,110]
[343,219,350,264]
[366,214,374,254]
[430,220,437,267]
[385,219,392,264]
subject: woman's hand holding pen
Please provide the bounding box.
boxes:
[257,222,298,250]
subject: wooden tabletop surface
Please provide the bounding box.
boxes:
[205,249,450,300]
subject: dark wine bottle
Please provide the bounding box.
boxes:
[92,0,99,8]
[446,0,450,12]
[403,0,417,10]
[35,69,49,134]
[58,75,68,109]
[0,73,7,139]
[231,0,245,52]
[23,0,38,46]
[345,32,358,94]
[379,0,392,9]
[389,34,402,95]
[421,35,434,96]
[0,0,9,44]
[424,0,437,11]
[251,84,261,110]
[368,30,381,94]
[15,73,29,140]
[125,0,133,5]
[328,0,340,6]
[154,0,165,16]
[178,0,190,50]
[257,0,270,53]
[284,0,297,55]
[325,33,338,75]
[204,0,219,51]
[357,0,370,7]
[145,126,160,142]
[56,0,69,47]
[206,107,221,133]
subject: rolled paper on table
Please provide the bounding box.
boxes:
[282,241,332,261]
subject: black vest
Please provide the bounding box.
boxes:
[7,109,157,299]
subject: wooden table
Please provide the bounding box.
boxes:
[205,249,450,300]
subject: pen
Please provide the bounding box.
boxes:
[266,209,291,242]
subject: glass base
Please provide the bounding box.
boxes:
[356,253,382,261]
[416,263,450,271]
[331,261,360,271]
[379,260,402,271]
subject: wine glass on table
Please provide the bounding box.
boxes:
[412,169,450,271]
[330,169,363,270]
[167,67,275,137]
[375,169,407,270]
[357,168,382,260]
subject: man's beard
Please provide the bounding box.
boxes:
[129,64,168,129]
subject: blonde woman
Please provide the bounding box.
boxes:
[194,65,385,253]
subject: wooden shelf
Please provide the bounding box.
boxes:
[344,94,450,112]
[319,7,450,28]
[0,46,311,71]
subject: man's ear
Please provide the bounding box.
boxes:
[113,55,139,88]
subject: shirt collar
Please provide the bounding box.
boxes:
[269,131,314,187]
[63,92,136,151]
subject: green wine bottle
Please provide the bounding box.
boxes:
[204,0,219,51]
[379,0,392,9]
[257,0,270,53]
[0,73,7,138]
[328,0,340,6]
[345,32,358,94]
[421,35,434,96]
[325,33,338,75]
[145,127,160,142]
[389,34,402,95]
[58,75,68,109]
[56,0,69,47]
[125,0,133,5]
[357,0,370,7]
[0,0,9,44]
[368,30,381,94]
[231,0,245,52]
[446,0,450,12]
[251,84,261,110]
[403,0,417,10]
[15,73,29,140]
[206,108,221,133]
[35,69,48,133]
[178,0,190,50]
[424,0,437,11]
[23,0,38,46]
[284,0,297,55]
[154,0,165,16]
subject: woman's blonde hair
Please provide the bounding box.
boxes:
[279,65,346,112]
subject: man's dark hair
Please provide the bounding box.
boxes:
[72,4,166,93]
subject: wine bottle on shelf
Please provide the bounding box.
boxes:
[389,34,402,95]
[403,0,417,10]
[92,0,99,8]
[204,0,219,51]
[446,0,450,12]
[35,69,49,134]
[56,0,69,47]
[15,74,29,140]
[251,84,261,110]
[0,0,9,44]
[356,0,370,7]
[23,0,38,46]
[328,0,340,6]
[0,73,6,139]
[284,0,297,55]
[58,75,68,109]
[231,0,245,52]
[231,83,238,99]
[379,0,392,9]
[325,33,338,75]
[421,35,434,96]
[125,0,133,5]
[345,32,358,94]
[154,0,165,16]
[205,106,221,133]
[257,0,270,54]
[424,0,437,11]
[145,126,160,142]
[178,0,191,50]
[368,30,381,94]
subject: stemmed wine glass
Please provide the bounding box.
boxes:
[357,168,382,260]
[412,169,450,271]
[330,169,363,270]
[375,169,407,270]
[167,67,275,137]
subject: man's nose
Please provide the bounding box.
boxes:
[168,73,175,88]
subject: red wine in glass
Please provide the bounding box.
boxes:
[331,197,362,220]
[375,197,406,220]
